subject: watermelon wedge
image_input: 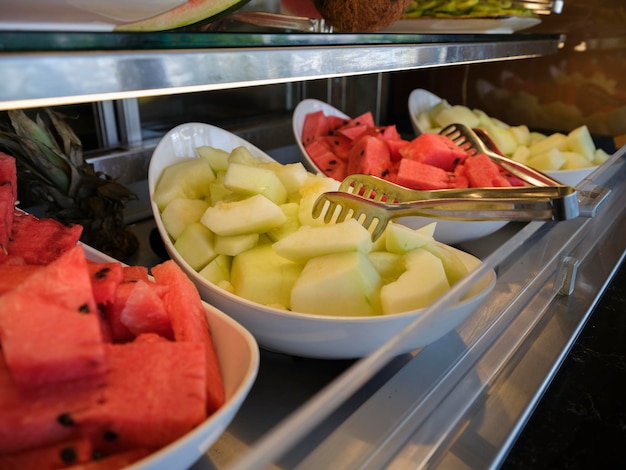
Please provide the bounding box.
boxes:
[151,261,226,414]
[0,245,105,391]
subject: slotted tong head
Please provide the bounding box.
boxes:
[313,123,583,241]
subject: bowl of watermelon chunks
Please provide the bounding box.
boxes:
[293,99,510,245]
[408,88,609,187]
[0,153,259,469]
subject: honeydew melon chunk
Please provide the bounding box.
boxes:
[484,124,517,156]
[472,108,494,128]
[367,251,405,283]
[593,148,610,166]
[197,145,230,172]
[153,158,216,211]
[271,162,310,196]
[174,222,217,272]
[528,132,567,156]
[527,148,566,171]
[435,105,480,129]
[290,251,382,317]
[272,218,373,263]
[511,145,531,164]
[199,254,232,285]
[231,244,302,309]
[114,0,249,32]
[385,222,435,254]
[209,181,232,204]
[565,125,595,161]
[510,124,530,146]
[161,198,210,240]
[415,111,434,132]
[214,233,259,256]
[422,241,469,286]
[266,203,301,242]
[200,194,286,236]
[560,151,593,170]
[223,162,287,205]
[427,99,450,118]
[528,131,548,146]
[228,145,259,166]
[297,174,341,226]
[380,248,450,314]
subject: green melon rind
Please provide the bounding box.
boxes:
[114,0,251,32]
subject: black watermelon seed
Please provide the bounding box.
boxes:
[95,267,111,279]
[60,447,78,463]
[78,304,91,314]
[57,413,75,426]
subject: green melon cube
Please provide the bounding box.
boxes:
[161,198,210,240]
[272,218,373,263]
[561,151,592,170]
[200,194,286,236]
[228,146,259,166]
[174,222,217,272]
[527,148,566,171]
[198,254,232,285]
[435,105,480,129]
[422,241,469,286]
[214,233,259,256]
[266,203,302,242]
[223,162,287,205]
[290,251,382,316]
[367,251,405,283]
[565,125,595,161]
[380,248,450,314]
[196,145,230,172]
[153,158,215,211]
[593,148,610,166]
[484,124,517,156]
[231,244,302,309]
[528,133,567,156]
[385,222,435,254]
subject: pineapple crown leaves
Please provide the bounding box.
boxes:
[0,108,137,208]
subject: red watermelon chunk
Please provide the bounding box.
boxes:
[342,111,375,130]
[103,282,138,343]
[338,123,369,142]
[0,437,93,470]
[0,354,104,455]
[75,341,207,452]
[0,264,40,295]
[464,153,512,188]
[4,211,82,265]
[0,245,105,391]
[347,135,392,180]
[87,262,124,306]
[317,135,352,160]
[396,158,452,191]
[121,265,150,282]
[400,133,468,172]
[120,280,174,340]
[151,260,225,414]
[301,110,329,146]
[0,153,17,261]
[305,140,348,181]
[65,448,150,470]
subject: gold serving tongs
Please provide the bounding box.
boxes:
[312,123,584,241]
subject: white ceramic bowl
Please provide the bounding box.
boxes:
[292,99,508,245]
[82,244,259,470]
[408,88,597,187]
[148,122,496,359]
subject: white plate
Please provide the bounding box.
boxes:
[408,88,597,187]
[0,0,187,31]
[293,98,508,244]
[383,16,541,34]
[81,243,259,470]
[148,122,496,359]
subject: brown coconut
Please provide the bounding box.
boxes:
[313,0,411,32]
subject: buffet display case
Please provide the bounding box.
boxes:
[1,2,625,468]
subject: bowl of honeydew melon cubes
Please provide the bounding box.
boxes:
[149,123,496,359]
[409,88,611,187]
[292,98,509,245]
